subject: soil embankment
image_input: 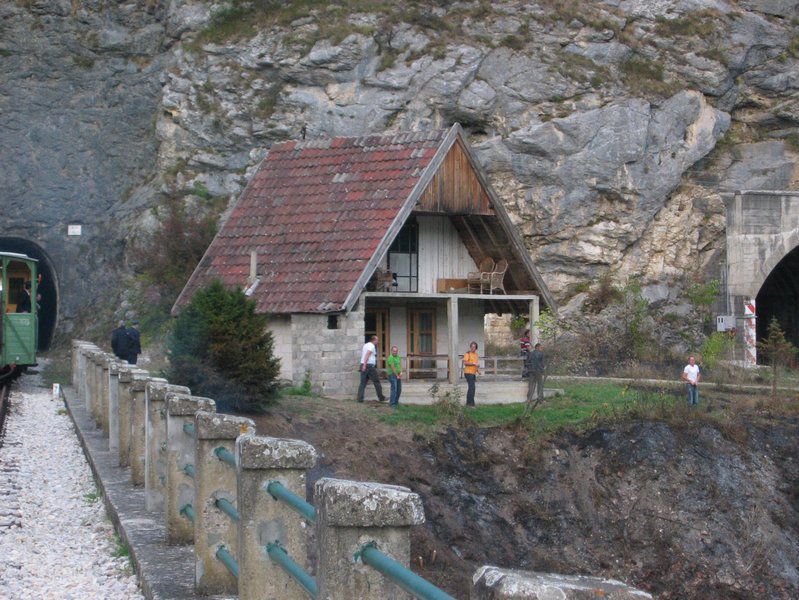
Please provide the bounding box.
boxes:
[253,399,799,599]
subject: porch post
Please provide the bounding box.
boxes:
[448,296,459,385]
[529,296,540,345]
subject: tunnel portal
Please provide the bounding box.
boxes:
[0,237,58,351]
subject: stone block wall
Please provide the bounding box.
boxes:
[291,297,364,397]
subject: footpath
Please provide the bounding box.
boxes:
[0,368,142,600]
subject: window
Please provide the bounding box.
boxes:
[327,314,340,330]
[387,219,418,292]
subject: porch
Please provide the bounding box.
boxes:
[362,290,541,386]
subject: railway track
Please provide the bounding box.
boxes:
[0,382,10,450]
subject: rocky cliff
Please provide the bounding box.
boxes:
[1,0,798,333]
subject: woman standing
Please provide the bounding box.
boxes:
[462,341,480,407]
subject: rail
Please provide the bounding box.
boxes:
[214,497,240,522]
[180,503,195,523]
[214,446,236,467]
[265,480,317,522]
[394,355,527,381]
[215,545,239,579]
[183,422,195,437]
[266,541,318,598]
[355,542,455,600]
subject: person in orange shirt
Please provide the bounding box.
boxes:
[462,341,479,407]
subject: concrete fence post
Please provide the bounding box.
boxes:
[79,346,94,413]
[116,366,147,468]
[165,394,215,544]
[471,567,653,599]
[315,478,425,600]
[236,435,317,600]
[194,411,255,595]
[73,342,95,401]
[100,355,113,437]
[108,360,122,454]
[88,350,102,426]
[130,373,163,486]
[144,381,191,512]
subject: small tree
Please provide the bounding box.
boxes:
[757,317,797,402]
[168,280,281,413]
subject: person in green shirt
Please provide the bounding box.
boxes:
[386,345,402,408]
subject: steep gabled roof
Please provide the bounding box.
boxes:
[174,124,556,315]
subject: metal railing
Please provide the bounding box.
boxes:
[215,497,240,522]
[183,463,195,479]
[216,545,239,579]
[180,503,195,523]
[183,422,195,437]
[392,355,527,381]
[266,480,317,522]
[266,541,318,598]
[214,446,236,467]
[355,542,455,600]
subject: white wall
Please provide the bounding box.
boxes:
[267,315,293,380]
[417,216,478,293]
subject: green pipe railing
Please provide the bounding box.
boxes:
[265,480,317,523]
[180,503,195,523]
[215,545,239,579]
[183,463,195,479]
[214,446,236,467]
[266,541,318,598]
[355,542,455,600]
[183,422,195,437]
[214,497,240,522]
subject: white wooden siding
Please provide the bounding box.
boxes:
[417,216,477,293]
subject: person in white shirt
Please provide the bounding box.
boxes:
[357,335,386,403]
[681,355,701,406]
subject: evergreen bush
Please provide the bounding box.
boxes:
[168,280,281,413]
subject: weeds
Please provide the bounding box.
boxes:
[284,371,316,397]
[111,533,130,559]
[84,490,101,504]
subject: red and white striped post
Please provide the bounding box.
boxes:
[743,299,757,368]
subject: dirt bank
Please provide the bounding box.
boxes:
[253,398,799,599]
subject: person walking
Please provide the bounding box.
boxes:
[386,345,402,408]
[111,320,128,360]
[681,355,700,406]
[524,342,546,416]
[126,320,142,365]
[462,341,480,407]
[357,335,386,403]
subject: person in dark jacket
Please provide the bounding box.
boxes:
[111,320,128,360]
[525,343,546,406]
[126,320,142,365]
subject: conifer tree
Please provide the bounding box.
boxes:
[168,280,280,412]
[757,317,797,402]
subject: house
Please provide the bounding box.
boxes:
[174,124,556,399]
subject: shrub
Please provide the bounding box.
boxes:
[168,280,281,413]
[584,272,623,313]
[757,317,797,402]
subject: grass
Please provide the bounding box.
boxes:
[379,382,677,435]
[111,533,131,559]
[84,490,101,504]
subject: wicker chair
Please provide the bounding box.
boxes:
[467,257,495,294]
[489,259,508,294]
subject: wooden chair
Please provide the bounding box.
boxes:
[467,257,494,294]
[489,259,508,294]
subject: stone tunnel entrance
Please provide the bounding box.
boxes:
[0,237,58,351]
[756,245,799,351]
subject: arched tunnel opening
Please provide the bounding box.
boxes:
[756,244,799,357]
[0,237,58,351]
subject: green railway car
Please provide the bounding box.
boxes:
[0,251,38,368]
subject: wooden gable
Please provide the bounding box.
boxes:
[415,139,494,215]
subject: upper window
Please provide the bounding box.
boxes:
[388,219,418,292]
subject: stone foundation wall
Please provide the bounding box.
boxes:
[291,298,365,397]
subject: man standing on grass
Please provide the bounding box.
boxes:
[357,335,386,403]
[681,355,700,406]
[386,345,402,408]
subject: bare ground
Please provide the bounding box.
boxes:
[252,396,799,599]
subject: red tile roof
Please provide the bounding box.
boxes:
[174,129,448,314]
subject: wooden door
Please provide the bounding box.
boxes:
[364,308,389,371]
[408,309,436,378]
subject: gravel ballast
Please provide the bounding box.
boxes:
[0,372,142,600]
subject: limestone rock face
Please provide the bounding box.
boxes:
[1,0,797,333]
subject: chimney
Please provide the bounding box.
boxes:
[249,251,257,284]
